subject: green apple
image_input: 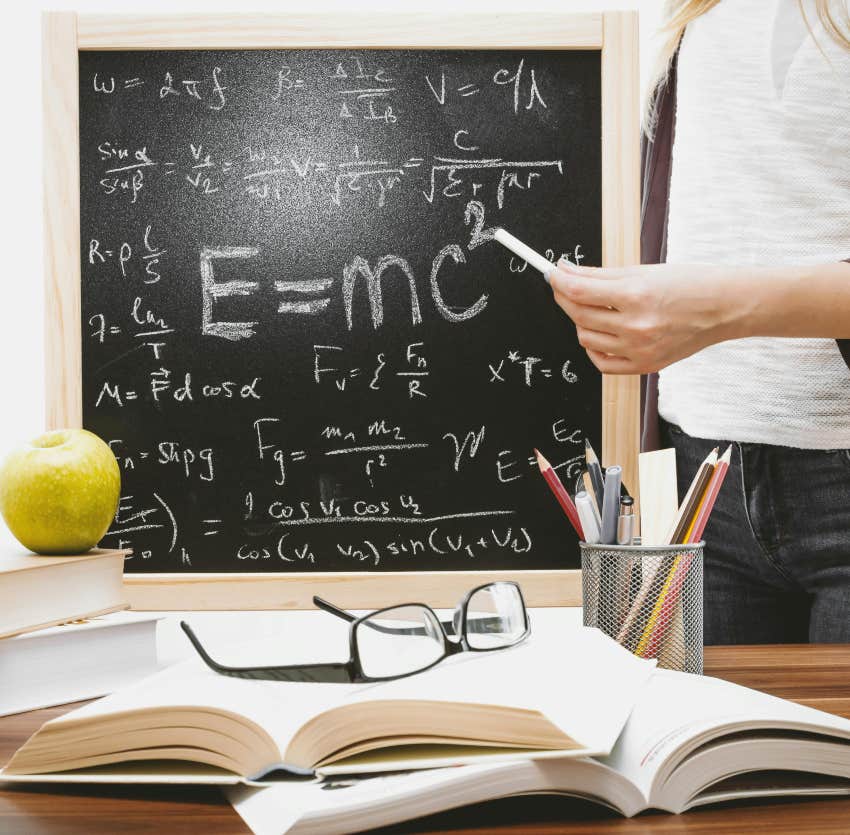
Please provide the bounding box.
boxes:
[0,429,120,555]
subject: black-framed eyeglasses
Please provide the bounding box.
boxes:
[180,581,530,684]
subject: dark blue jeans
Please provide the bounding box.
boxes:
[659,419,850,645]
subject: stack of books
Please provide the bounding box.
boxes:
[0,548,160,715]
[2,623,850,834]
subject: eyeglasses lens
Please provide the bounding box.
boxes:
[356,605,446,679]
[465,584,527,650]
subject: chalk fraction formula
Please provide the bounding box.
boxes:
[79,49,602,572]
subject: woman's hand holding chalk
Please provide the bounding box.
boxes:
[493,228,556,282]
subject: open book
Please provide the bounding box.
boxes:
[226,667,850,834]
[0,627,654,781]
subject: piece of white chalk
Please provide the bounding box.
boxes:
[493,228,555,281]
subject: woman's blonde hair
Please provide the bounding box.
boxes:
[646,0,850,129]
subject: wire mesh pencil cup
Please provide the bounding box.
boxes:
[580,542,704,674]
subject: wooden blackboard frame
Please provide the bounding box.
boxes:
[42,11,640,610]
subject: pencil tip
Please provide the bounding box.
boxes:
[534,449,548,469]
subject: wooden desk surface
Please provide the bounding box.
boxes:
[1,644,849,835]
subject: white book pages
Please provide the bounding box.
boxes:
[228,758,646,835]
[600,668,850,803]
[30,625,655,767]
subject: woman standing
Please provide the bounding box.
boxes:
[552,0,850,644]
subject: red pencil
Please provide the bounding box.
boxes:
[687,445,732,543]
[534,449,584,539]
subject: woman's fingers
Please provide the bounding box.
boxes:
[557,261,631,280]
[585,348,638,374]
[575,327,621,355]
[555,294,621,333]
[550,267,627,309]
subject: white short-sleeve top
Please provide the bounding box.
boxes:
[658,0,850,448]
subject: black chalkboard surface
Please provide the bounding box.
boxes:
[78,48,601,573]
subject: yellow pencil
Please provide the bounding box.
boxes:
[635,558,679,656]
[635,449,718,656]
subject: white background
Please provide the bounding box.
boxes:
[0,0,663,479]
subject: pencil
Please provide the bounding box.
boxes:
[616,555,671,651]
[634,451,717,654]
[666,448,718,545]
[584,439,605,516]
[634,556,681,656]
[644,445,734,656]
[620,448,717,651]
[640,553,695,658]
[687,445,732,543]
[682,475,711,543]
[535,450,583,539]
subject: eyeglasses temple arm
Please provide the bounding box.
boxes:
[313,596,357,622]
[311,601,523,638]
[313,597,426,637]
[180,622,353,683]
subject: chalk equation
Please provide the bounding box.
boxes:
[91,139,565,211]
[90,54,550,122]
[104,486,537,569]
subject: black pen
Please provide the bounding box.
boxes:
[584,439,605,515]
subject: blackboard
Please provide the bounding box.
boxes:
[77,47,602,575]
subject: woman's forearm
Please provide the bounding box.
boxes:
[550,259,850,374]
[729,261,850,340]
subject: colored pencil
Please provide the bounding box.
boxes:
[666,448,718,544]
[682,474,712,543]
[635,555,682,656]
[687,445,732,543]
[639,552,695,658]
[535,450,583,539]
[618,448,716,651]
[618,565,669,651]
[643,445,734,657]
